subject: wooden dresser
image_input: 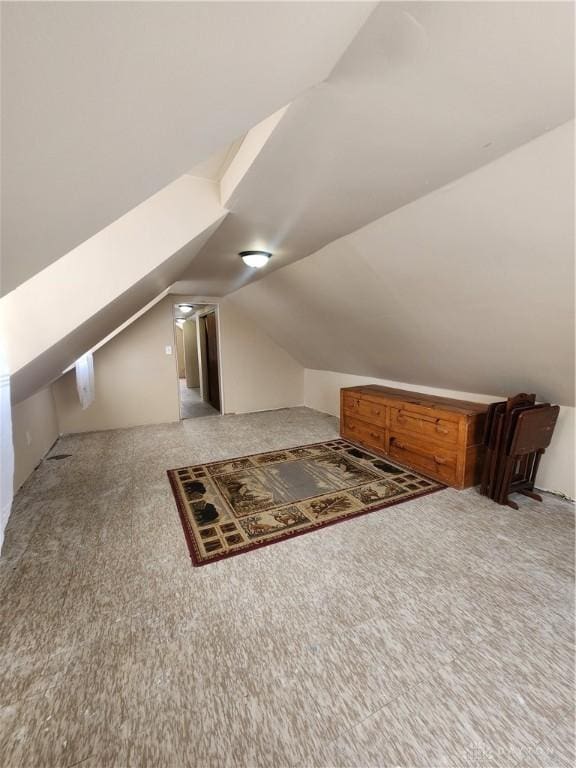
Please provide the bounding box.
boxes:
[340,385,489,489]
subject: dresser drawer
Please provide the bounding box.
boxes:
[357,398,386,425]
[391,408,459,445]
[342,393,362,416]
[340,386,489,489]
[344,397,386,426]
[341,415,385,451]
[388,433,457,485]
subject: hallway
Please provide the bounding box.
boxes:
[179,379,218,419]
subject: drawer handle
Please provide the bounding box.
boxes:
[435,425,449,435]
[370,432,380,440]
[434,455,447,465]
[393,439,406,450]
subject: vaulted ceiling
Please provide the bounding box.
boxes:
[1,1,374,401]
[180,1,574,294]
[1,0,374,294]
[2,1,574,406]
[227,122,575,406]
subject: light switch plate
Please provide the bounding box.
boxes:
[165,345,173,355]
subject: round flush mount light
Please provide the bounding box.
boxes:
[239,250,272,269]
[177,304,194,313]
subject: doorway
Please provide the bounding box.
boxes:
[174,303,221,419]
[199,311,221,412]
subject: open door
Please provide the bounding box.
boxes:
[204,311,221,412]
[174,302,220,419]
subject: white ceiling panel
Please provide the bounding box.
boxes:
[1,1,374,294]
[181,1,574,295]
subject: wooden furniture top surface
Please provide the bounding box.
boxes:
[341,385,489,417]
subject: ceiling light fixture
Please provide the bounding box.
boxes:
[239,250,271,269]
[178,304,194,313]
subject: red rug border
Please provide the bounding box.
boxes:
[167,439,445,567]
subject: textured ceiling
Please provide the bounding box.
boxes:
[180,1,574,295]
[1,0,374,295]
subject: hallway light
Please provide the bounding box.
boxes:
[239,250,271,269]
[178,304,194,313]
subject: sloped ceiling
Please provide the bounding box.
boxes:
[180,0,574,295]
[1,0,374,294]
[3,172,227,403]
[3,1,574,410]
[187,139,245,183]
[227,123,575,406]
[10,219,223,404]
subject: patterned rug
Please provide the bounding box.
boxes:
[167,439,443,566]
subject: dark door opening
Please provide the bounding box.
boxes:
[204,311,221,412]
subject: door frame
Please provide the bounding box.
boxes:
[196,314,209,404]
[171,300,224,416]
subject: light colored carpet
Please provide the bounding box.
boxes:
[179,380,218,419]
[168,440,442,565]
[0,406,573,767]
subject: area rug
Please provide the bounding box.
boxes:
[167,439,443,566]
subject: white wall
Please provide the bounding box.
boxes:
[219,297,304,414]
[52,297,180,433]
[12,387,59,491]
[305,369,575,499]
[51,294,305,432]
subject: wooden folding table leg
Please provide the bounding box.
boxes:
[530,450,544,485]
[498,454,517,506]
[519,490,543,502]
